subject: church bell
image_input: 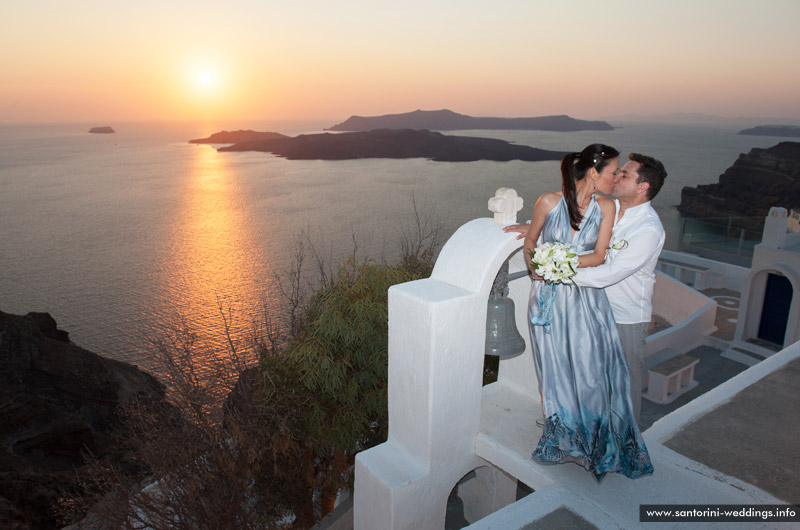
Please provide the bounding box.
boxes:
[485,261,526,358]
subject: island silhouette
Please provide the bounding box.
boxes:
[326,109,613,132]
[190,128,568,162]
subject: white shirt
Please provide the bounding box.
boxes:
[574,200,664,324]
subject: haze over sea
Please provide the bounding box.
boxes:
[1,120,794,378]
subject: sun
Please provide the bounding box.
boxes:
[198,71,214,87]
[177,59,235,117]
[187,62,223,95]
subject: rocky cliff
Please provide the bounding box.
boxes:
[678,142,800,230]
[0,311,169,529]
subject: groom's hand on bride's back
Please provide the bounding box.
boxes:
[503,223,529,240]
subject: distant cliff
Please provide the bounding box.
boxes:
[678,142,800,230]
[0,311,170,529]
[738,125,800,138]
[326,109,614,132]
[214,128,567,162]
[189,129,289,144]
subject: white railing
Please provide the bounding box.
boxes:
[658,249,749,291]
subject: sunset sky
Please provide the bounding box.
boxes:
[2,0,799,124]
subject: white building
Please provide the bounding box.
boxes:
[734,207,800,354]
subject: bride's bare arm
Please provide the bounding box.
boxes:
[525,193,560,274]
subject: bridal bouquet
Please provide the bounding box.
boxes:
[529,242,579,334]
[529,242,579,287]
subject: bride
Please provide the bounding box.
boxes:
[517,143,653,481]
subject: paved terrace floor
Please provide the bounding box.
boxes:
[641,287,751,430]
[664,355,800,505]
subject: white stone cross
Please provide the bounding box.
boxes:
[488,188,524,225]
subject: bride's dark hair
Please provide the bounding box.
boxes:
[561,143,619,230]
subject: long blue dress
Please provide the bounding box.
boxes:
[529,195,653,480]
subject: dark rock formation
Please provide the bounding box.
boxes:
[738,125,800,138]
[189,129,289,144]
[0,310,169,530]
[326,109,614,132]
[217,128,567,162]
[88,127,115,134]
[678,142,800,231]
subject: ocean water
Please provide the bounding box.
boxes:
[0,120,792,377]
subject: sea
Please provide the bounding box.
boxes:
[0,120,794,379]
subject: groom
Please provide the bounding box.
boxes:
[506,153,667,423]
[574,153,667,423]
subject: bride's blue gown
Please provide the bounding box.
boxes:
[528,195,653,480]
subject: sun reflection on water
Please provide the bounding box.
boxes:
[151,145,279,388]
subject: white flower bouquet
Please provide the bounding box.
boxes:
[529,241,579,333]
[529,241,579,287]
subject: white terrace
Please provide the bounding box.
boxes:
[350,190,799,530]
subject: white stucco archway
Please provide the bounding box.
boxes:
[735,263,800,348]
[354,190,538,530]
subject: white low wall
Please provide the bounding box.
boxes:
[659,250,749,291]
[645,271,717,357]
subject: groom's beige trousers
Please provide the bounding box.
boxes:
[616,322,649,424]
